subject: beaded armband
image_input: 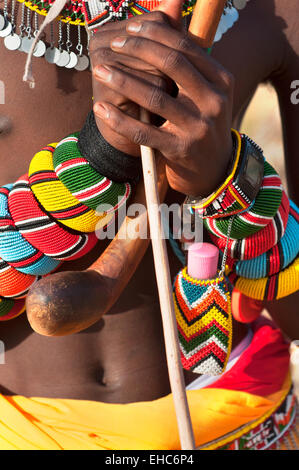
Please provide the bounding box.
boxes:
[173,267,232,376]
[0,125,133,321]
[190,130,264,219]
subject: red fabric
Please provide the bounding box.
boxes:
[206,318,290,397]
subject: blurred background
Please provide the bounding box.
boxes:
[240,83,287,189]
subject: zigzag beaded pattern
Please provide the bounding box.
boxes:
[173,267,232,376]
[53,134,131,213]
[235,201,299,279]
[204,161,283,239]
[0,297,25,321]
[28,145,113,233]
[210,190,290,261]
[0,186,60,275]
[229,255,299,301]
[9,175,98,261]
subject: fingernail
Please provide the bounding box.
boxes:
[95,65,112,82]
[111,36,127,49]
[94,103,110,120]
[127,21,142,33]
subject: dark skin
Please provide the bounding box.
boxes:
[0,0,298,403]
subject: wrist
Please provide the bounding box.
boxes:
[97,119,141,158]
[187,130,265,219]
[167,133,233,197]
[78,111,142,185]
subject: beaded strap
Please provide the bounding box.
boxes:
[193,131,264,219]
[173,267,232,376]
[0,186,60,275]
[28,144,113,233]
[204,161,283,239]
[235,201,299,279]
[9,174,98,261]
[210,190,290,260]
[53,134,131,213]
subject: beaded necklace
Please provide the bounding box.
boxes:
[0,0,250,76]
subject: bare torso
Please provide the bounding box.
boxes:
[0,0,297,403]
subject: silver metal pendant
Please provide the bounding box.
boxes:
[56,50,70,67]
[21,36,34,53]
[214,28,223,43]
[4,33,21,51]
[45,46,61,65]
[0,21,12,38]
[228,6,239,27]
[65,51,78,69]
[17,36,25,52]
[233,0,247,9]
[74,54,89,71]
[33,40,46,58]
[0,14,6,31]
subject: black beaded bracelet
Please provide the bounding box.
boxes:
[78,111,142,185]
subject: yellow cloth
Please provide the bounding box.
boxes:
[0,374,291,450]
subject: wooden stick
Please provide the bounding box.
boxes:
[140,109,195,450]
[189,0,227,48]
[139,0,227,451]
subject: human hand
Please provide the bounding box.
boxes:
[90,3,180,157]
[92,0,234,196]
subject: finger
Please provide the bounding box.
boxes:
[93,101,178,154]
[110,35,213,102]
[156,0,183,29]
[90,46,162,77]
[93,64,192,126]
[89,9,175,52]
[124,19,232,90]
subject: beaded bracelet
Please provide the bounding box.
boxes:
[192,130,264,219]
[173,266,232,376]
[9,175,98,261]
[204,160,283,239]
[78,111,142,185]
[0,185,60,276]
[0,257,38,298]
[209,190,290,260]
[234,200,299,279]
[53,134,131,213]
[0,125,133,321]
[0,297,25,322]
[229,255,299,301]
[28,144,113,233]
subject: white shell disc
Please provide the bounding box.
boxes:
[0,14,5,31]
[233,0,247,10]
[74,54,89,71]
[0,21,12,38]
[65,51,78,69]
[33,40,46,58]
[4,33,21,50]
[21,36,34,53]
[56,50,70,67]
[44,46,61,64]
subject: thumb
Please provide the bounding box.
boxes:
[155,0,184,29]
